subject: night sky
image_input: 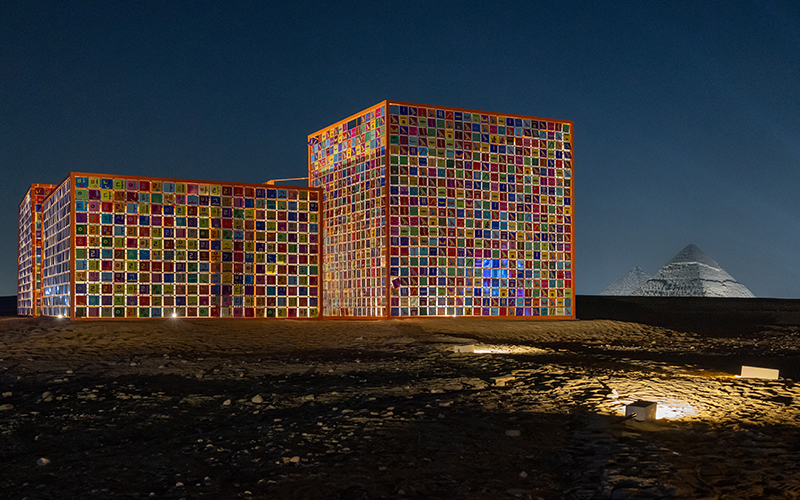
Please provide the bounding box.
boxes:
[2,1,799,298]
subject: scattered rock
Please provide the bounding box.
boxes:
[37,458,50,466]
[222,399,232,406]
[506,430,521,437]
[0,404,13,411]
[494,375,516,387]
[251,395,263,404]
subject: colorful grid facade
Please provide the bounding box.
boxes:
[309,101,574,318]
[41,179,72,317]
[308,104,387,317]
[17,184,57,316]
[37,172,322,319]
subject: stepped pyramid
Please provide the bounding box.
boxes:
[601,266,650,296]
[634,244,755,297]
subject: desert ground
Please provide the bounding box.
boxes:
[1,296,800,499]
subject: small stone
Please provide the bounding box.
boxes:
[493,375,516,387]
[42,391,51,398]
[223,399,232,406]
[175,481,184,487]
[506,430,521,437]
[519,471,528,478]
[0,404,13,411]
[289,456,300,463]
[130,362,137,367]
[66,370,73,374]
[251,395,263,404]
[2,392,11,397]
[37,458,50,466]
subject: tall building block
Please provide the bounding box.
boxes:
[39,172,322,319]
[17,184,57,316]
[41,179,72,317]
[309,101,574,318]
[309,104,387,317]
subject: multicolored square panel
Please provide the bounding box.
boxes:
[37,173,322,319]
[308,104,387,317]
[17,184,56,316]
[41,179,72,317]
[309,101,574,318]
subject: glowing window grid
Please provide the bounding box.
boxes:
[309,101,574,318]
[17,184,56,316]
[309,104,387,317]
[40,173,322,319]
[41,180,72,317]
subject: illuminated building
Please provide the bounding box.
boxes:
[17,184,57,316]
[32,172,321,319]
[309,101,574,318]
[20,101,574,320]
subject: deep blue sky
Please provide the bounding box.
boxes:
[2,1,799,298]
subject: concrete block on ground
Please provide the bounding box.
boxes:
[740,366,779,380]
[625,400,657,421]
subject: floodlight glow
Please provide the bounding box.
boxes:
[472,344,544,355]
[172,312,178,318]
[655,400,698,420]
[615,397,699,420]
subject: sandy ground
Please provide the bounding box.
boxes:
[1,315,800,499]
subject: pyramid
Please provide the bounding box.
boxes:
[601,266,650,296]
[634,244,755,297]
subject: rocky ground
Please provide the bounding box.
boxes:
[1,315,799,499]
